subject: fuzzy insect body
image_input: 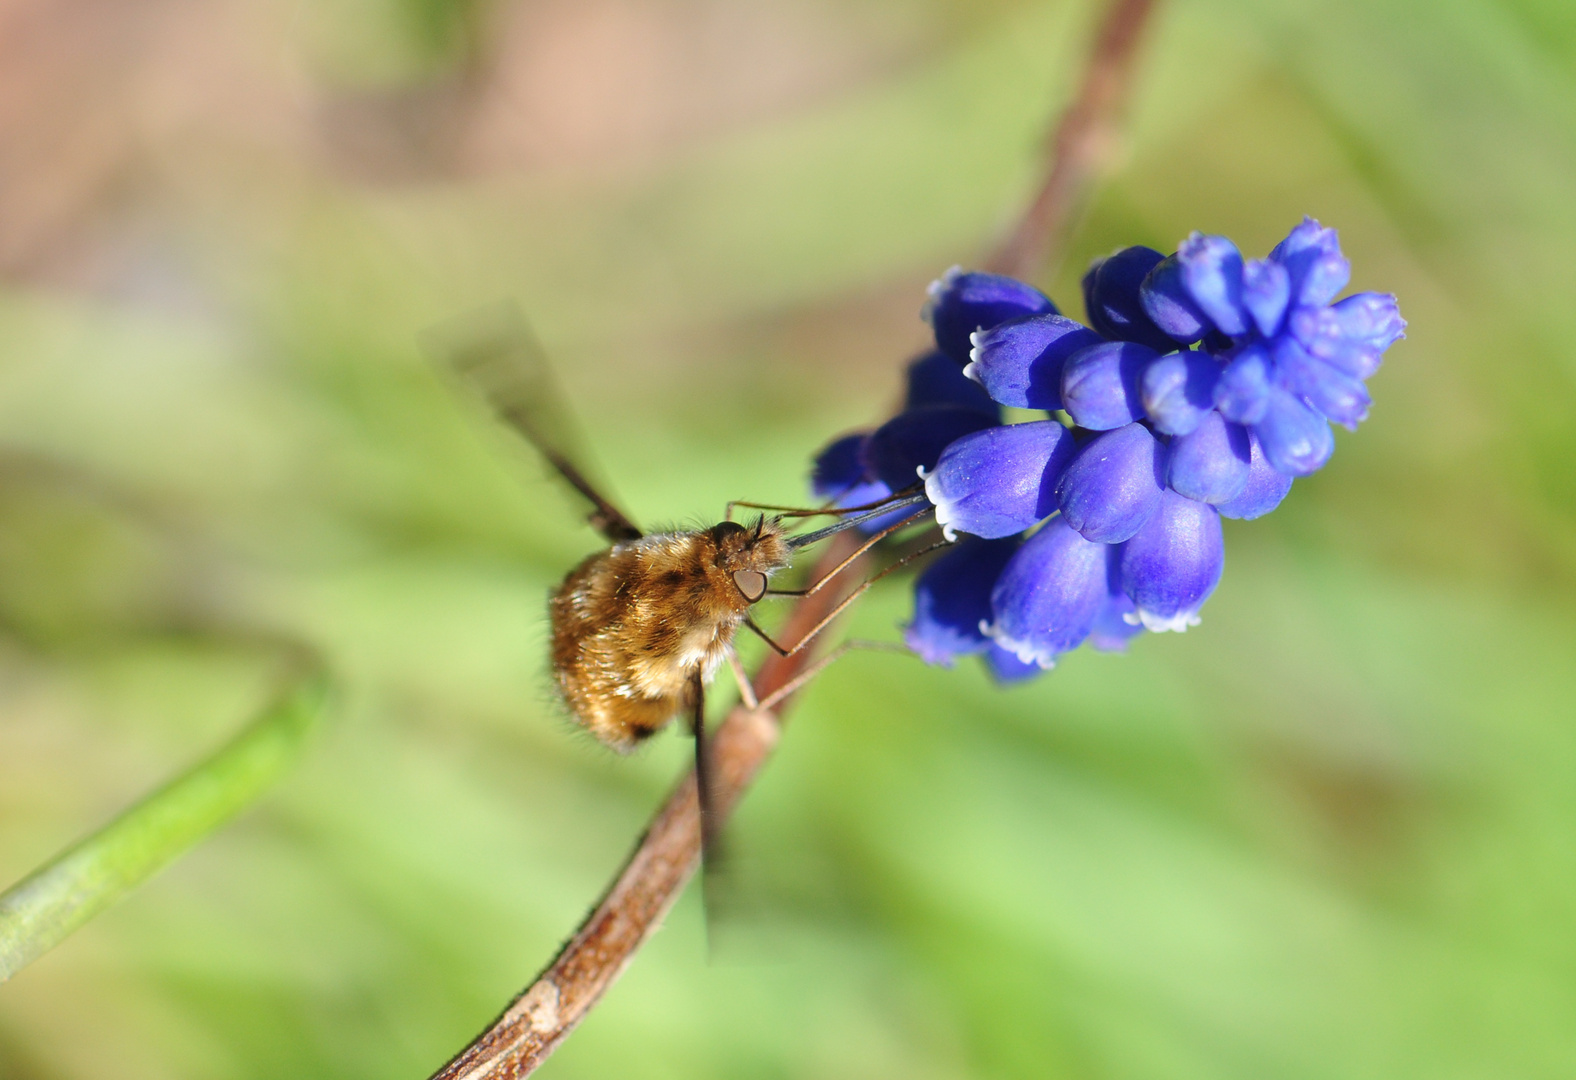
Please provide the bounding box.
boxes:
[550,519,791,750]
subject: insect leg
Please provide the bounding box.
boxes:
[690,671,723,957]
[753,640,908,712]
[752,538,955,661]
[689,671,714,862]
[743,617,792,657]
[725,648,760,710]
[725,485,922,522]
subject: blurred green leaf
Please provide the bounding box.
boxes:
[0,674,328,983]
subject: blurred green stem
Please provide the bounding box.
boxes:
[0,672,330,983]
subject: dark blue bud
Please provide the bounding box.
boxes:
[810,432,911,533]
[925,268,1057,366]
[1241,257,1290,337]
[1176,232,1248,337]
[1213,343,1273,424]
[1055,422,1166,543]
[986,516,1110,667]
[1167,411,1251,504]
[1273,337,1370,430]
[1215,428,1292,520]
[1269,217,1350,308]
[924,420,1077,540]
[1252,388,1335,476]
[1140,349,1220,436]
[1060,340,1157,431]
[865,407,998,493]
[964,313,1101,410]
[811,433,872,497]
[1287,292,1404,379]
[904,537,1018,666]
[1118,489,1224,632]
[904,350,1000,417]
[985,643,1043,682]
[1082,246,1176,352]
[1139,254,1209,344]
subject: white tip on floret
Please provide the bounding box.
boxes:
[966,330,989,372]
[1134,607,1202,633]
[923,470,958,541]
[922,265,965,324]
[980,622,1058,669]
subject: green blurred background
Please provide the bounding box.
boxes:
[2,0,1575,1076]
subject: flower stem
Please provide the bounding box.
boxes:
[988,0,1159,281]
[0,671,330,983]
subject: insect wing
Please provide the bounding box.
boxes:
[421,301,642,543]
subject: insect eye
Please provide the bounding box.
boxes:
[732,569,768,603]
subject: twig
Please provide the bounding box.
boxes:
[987,0,1159,281]
[427,1,1161,1074]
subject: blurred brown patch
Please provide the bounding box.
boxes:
[0,0,946,287]
[315,0,939,179]
[455,0,924,174]
[1251,734,1431,898]
[0,0,300,286]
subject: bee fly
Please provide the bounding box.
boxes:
[548,492,922,743]
[423,303,936,859]
[550,514,790,752]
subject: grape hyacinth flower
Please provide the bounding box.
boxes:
[811,218,1403,681]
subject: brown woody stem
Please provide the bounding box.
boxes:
[988,0,1158,281]
[427,1,1160,1074]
